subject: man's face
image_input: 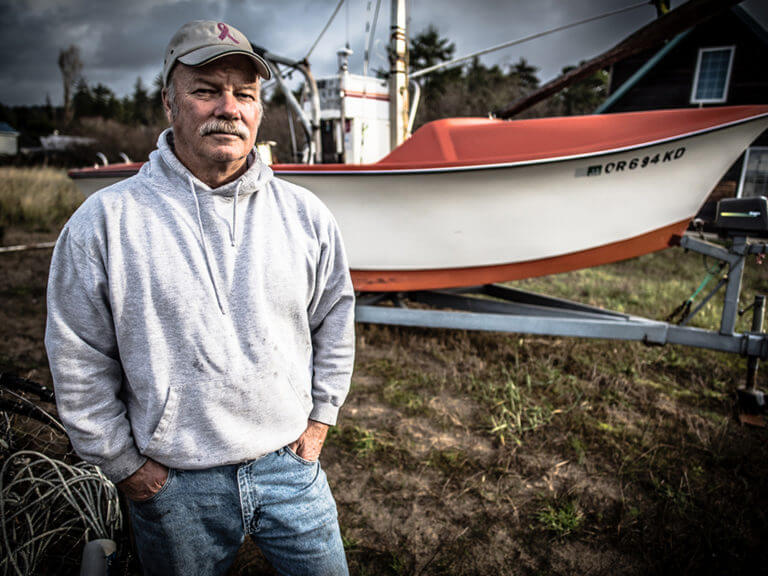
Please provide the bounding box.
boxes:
[164,55,262,174]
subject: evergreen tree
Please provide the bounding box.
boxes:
[130,77,151,125]
[151,74,166,124]
[410,25,455,71]
[92,84,120,119]
[555,63,609,115]
[509,58,539,92]
[409,25,460,125]
[72,79,94,118]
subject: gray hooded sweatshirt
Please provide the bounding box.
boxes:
[45,129,355,483]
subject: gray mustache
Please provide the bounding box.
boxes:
[198,120,248,139]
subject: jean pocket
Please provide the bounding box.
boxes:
[285,446,318,467]
[131,467,176,505]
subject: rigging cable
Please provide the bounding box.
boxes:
[363,0,382,76]
[411,0,649,79]
[304,0,347,61]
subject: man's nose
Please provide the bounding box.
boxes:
[214,91,240,119]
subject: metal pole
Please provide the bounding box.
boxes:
[338,48,353,164]
[720,236,747,335]
[297,63,322,162]
[266,61,315,163]
[389,0,408,149]
[746,295,766,390]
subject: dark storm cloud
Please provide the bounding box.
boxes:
[1,0,767,107]
[0,0,290,105]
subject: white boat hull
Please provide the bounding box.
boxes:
[68,107,768,290]
[280,117,768,271]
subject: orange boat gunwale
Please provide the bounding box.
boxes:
[68,106,768,179]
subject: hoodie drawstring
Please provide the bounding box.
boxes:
[231,180,241,247]
[188,176,227,315]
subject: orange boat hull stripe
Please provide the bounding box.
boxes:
[352,219,689,292]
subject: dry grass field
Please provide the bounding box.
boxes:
[1,167,768,574]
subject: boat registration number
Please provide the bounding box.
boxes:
[575,146,686,177]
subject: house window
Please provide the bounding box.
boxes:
[737,147,768,199]
[691,46,735,104]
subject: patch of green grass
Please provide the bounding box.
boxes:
[482,375,553,446]
[569,434,587,465]
[595,420,623,434]
[426,447,468,474]
[513,247,766,335]
[328,424,388,459]
[537,499,584,537]
[382,378,426,414]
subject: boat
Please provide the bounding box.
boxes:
[68,105,768,291]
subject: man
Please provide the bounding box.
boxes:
[45,20,355,576]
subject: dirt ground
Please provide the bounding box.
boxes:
[3,228,768,575]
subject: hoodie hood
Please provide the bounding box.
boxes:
[145,128,276,308]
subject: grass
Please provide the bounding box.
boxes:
[3,168,768,574]
[485,375,554,446]
[537,499,584,537]
[0,167,82,233]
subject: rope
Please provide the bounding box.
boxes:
[0,242,56,254]
[0,451,121,575]
[411,0,650,79]
[363,0,383,76]
[304,0,347,61]
[665,262,726,324]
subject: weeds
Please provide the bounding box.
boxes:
[328,424,384,458]
[383,378,425,414]
[5,178,768,574]
[537,499,584,537]
[0,167,82,233]
[483,375,553,446]
[426,447,468,474]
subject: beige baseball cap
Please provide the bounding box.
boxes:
[163,20,272,86]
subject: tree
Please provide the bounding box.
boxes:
[58,45,83,123]
[509,58,539,92]
[92,83,121,119]
[410,25,455,72]
[555,63,610,116]
[409,25,460,125]
[150,74,165,123]
[72,79,94,118]
[130,77,151,125]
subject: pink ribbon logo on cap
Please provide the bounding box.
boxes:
[217,23,239,43]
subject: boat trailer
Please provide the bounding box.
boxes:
[355,198,768,420]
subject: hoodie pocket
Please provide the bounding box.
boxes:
[141,384,181,456]
[140,369,311,469]
[285,371,313,413]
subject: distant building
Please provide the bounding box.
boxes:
[0,122,20,156]
[40,131,96,152]
[598,5,768,201]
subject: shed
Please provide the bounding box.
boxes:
[598,5,768,201]
[0,122,20,156]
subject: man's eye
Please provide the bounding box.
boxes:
[237,93,255,100]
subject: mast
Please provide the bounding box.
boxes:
[389,0,409,149]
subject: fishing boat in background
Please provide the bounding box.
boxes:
[67,1,768,291]
[69,105,768,291]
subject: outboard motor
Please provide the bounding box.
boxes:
[715,196,768,238]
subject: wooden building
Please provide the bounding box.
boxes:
[598,5,768,201]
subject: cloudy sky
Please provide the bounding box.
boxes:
[1,0,766,107]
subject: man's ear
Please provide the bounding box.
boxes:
[161,88,173,124]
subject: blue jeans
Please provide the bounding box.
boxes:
[128,448,349,576]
